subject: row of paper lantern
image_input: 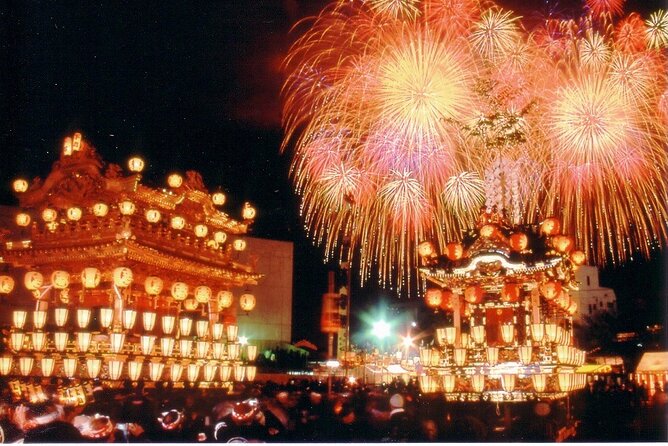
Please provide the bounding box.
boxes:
[11,307,243,337]
[0,272,255,311]
[418,371,586,394]
[433,323,573,348]
[0,354,257,382]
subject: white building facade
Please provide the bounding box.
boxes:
[568,265,616,320]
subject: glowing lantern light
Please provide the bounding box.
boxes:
[31,332,47,352]
[545,323,558,343]
[540,217,560,235]
[54,332,68,351]
[439,289,455,311]
[552,235,574,253]
[128,361,143,381]
[16,213,31,227]
[149,362,164,381]
[228,343,241,360]
[0,356,12,376]
[170,362,184,382]
[86,358,102,379]
[500,324,515,344]
[212,323,224,341]
[179,339,193,357]
[247,344,258,361]
[170,216,185,230]
[531,323,545,342]
[445,327,457,345]
[460,332,470,348]
[453,348,467,366]
[212,191,226,205]
[160,337,175,356]
[51,270,70,290]
[12,310,27,329]
[570,250,586,265]
[66,207,82,221]
[122,309,137,330]
[99,308,114,329]
[487,347,499,366]
[72,132,82,151]
[195,340,208,358]
[242,202,256,220]
[417,241,434,257]
[471,325,485,344]
[509,232,528,251]
[41,357,55,377]
[196,320,209,338]
[239,293,256,312]
[471,374,485,392]
[214,231,227,244]
[119,200,136,216]
[42,208,57,222]
[81,267,101,289]
[93,202,109,217]
[112,267,133,288]
[233,239,246,251]
[13,178,29,193]
[108,359,124,380]
[442,374,456,393]
[145,209,161,223]
[558,373,573,392]
[110,332,125,354]
[519,345,533,364]
[445,242,463,260]
[162,315,176,335]
[194,224,208,238]
[480,224,496,238]
[540,281,562,300]
[234,365,245,382]
[54,307,68,327]
[501,283,520,303]
[204,363,218,382]
[24,272,43,291]
[128,157,145,173]
[171,282,188,301]
[532,374,547,392]
[212,342,225,359]
[143,311,157,331]
[424,288,443,308]
[76,331,92,352]
[62,357,77,378]
[183,298,198,311]
[144,276,163,295]
[227,324,239,342]
[19,357,34,376]
[167,174,183,188]
[194,286,212,304]
[0,276,15,294]
[220,364,232,381]
[464,285,483,304]
[179,317,193,337]
[33,310,47,329]
[62,136,73,155]
[217,290,233,309]
[141,335,156,355]
[187,363,200,382]
[501,374,516,392]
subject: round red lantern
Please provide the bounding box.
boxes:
[417,241,435,258]
[552,235,573,253]
[540,281,562,300]
[445,243,463,261]
[501,283,520,303]
[439,289,455,311]
[479,225,496,238]
[425,288,443,308]
[570,250,586,265]
[509,233,528,251]
[540,217,560,235]
[464,285,483,304]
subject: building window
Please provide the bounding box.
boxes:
[589,304,593,314]
[587,276,590,286]
[599,301,603,308]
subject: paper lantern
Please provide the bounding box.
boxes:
[444,327,457,345]
[540,217,560,235]
[31,332,47,352]
[540,281,562,300]
[196,320,209,338]
[144,276,164,295]
[439,289,456,311]
[417,241,434,257]
[183,298,198,311]
[227,325,239,342]
[194,224,208,238]
[532,374,547,393]
[445,242,464,260]
[12,310,27,329]
[33,310,47,329]
[501,374,516,392]
[128,361,143,381]
[170,216,185,230]
[217,290,233,308]
[552,235,574,253]
[171,282,189,301]
[54,332,68,351]
[13,178,28,193]
[220,364,232,381]
[545,323,558,343]
[54,307,68,327]
[246,366,257,382]
[99,308,114,329]
[0,276,15,294]
[119,200,136,216]
[108,359,124,380]
[195,340,208,359]
[19,357,34,376]
[149,362,164,381]
[187,363,200,382]
[501,283,520,303]
[500,324,515,344]
[122,309,137,330]
[530,323,544,342]
[212,191,226,205]
[442,374,456,393]
[15,213,31,227]
[424,288,443,308]
[464,285,483,304]
[145,209,161,223]
[112,267,133,288]
[471,325,485,344]
[0,356,12,376]
[72,132,82,151]
[110,332,126,354]
[81,267,101,288]
[194,286,212,304]
[62,136,73,155]
[479,224,496,238]
[86,358,102,379]
[509,232,528,251]
[212,323,225,341]
[62,357,77,378]
[93,202,109,217]
[228,343,241,360]
[519,345,533,364]
[179,339,193,357]
[162,315,176,335]
[41,208,57,222]
[141,335,156,355]
[239,293,256,312]
[128,157,145,173]
[242,202,256,220]
[214,231,227,244]
[76,332,92,352]
[247,344,258,361]
[487,347,499,366]
[77,308,92,329]
[212,342,225,359]
[233,239,247,251]
[471,374,485,392]
[24,271,43,291]
[453,348,467,366]
[179,317,193,337]
[66,207,82,221]
[160,337,175,356]
[51,270,70,290]
[570,250,586,265]
[170,362,183,382]
[41,357,55,377]
[10,332,25,351]
[143,311,157,331]
[204,363,218,382]
[167,174,183,188]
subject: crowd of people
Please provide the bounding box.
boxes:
[0,375,665,442]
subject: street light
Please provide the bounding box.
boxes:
[372,320,390,339]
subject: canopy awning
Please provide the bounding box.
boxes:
[576,364,612,374]
[635,352,668,373]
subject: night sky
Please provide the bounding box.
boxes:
[1,1,666,348]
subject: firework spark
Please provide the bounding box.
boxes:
[645,9,668,49]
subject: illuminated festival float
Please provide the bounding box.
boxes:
[0,133,261,404]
